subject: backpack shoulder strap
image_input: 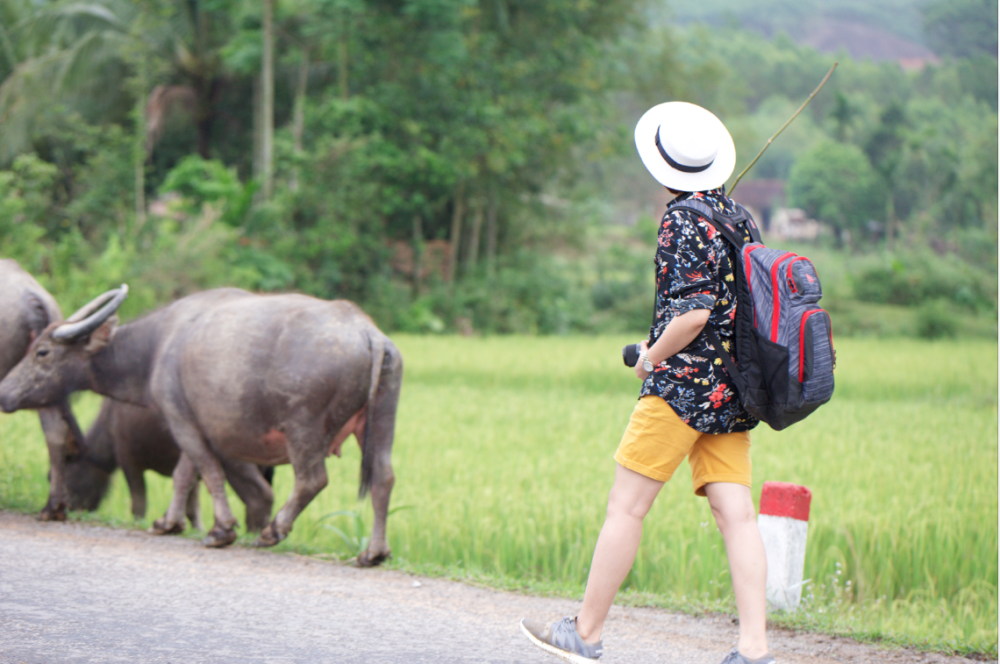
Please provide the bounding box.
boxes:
[727,202,763,244]
[670,200,762,248]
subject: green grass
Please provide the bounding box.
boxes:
[0,336,996,657]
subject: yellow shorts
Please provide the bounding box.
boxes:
[614,395,752,496]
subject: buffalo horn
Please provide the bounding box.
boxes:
[65,288,122,323]
[52,284,129,342]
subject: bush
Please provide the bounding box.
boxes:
[916,299,960,340]
[586,223,656,334]
[949,226,999,272]
[0,154,53,272]
[852,250,997,314]
[158,155,255,228]
[823,297,995,339]
[448,255,594,335]
[396,299,446,334]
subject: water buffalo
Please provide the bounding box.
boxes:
[0,286,402,565]
[0,259,86,521]
[65,397,275,532]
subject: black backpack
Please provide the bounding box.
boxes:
[673,200,836,431]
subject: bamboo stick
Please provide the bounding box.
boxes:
[728,62,838,197]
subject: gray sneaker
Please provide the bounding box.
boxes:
[719,648,776,664]
[520,616,604,663]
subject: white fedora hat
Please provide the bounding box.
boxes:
[634,101,736,192]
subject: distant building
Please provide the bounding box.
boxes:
[769,208,822,241]
[733,179,786,230]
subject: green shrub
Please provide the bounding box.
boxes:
[449,255,594,335]
[824,297,995,339]
[158,155,255,228]
[916,299,961,339]
[397,299,446,334]
[852,250,997,313]
[0,154,53,272]
[950,226,999,272]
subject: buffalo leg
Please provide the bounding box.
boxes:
[256,426,328,547]
[150,453,197,535]
[37,406,76,521]
[120,462,148,520]
[183,478,203,531]
[167,419,237,546]
[220,457,274,532]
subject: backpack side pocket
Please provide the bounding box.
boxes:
[800,309,835,404]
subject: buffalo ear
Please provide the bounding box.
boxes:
[24,293,51,333]
[85,316,118,353]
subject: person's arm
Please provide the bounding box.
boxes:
[634,309,709,380]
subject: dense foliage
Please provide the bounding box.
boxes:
[0,0,995,337]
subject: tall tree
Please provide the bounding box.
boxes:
[0,0,136,163]
[261,0,274,200]
[830,91,855,143]
[864,102,907,248]
[0,0,241,164]
[788,141,882,247]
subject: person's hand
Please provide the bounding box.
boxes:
[635,340,651,381]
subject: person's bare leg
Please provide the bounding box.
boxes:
[575,463,664,642]
[704,482,769,659]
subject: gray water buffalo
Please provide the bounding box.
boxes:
[0,286,402,565]
[65,397,275,532]
[0,259,86,521]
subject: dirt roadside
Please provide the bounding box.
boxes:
[0,511,990,664]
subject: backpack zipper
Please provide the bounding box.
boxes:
[785,256,818,296]
[769,252,797,341]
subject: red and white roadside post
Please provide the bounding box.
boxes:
[757,481,812,611]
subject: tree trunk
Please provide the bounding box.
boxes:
[290,50,309,192]
[484,180,498,278]
[447,181,465,284]
[885,194,896,251]
[252,76,263,188]
[338,9,349,99]
[292,51,308,153]
[412,214,424,298]
[196,107,212,158]
[464,194,484,274]
[261,0,275,201]
[192,2,213,159]
[133,55,147,231]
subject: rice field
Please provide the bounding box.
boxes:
[0,336,995,656]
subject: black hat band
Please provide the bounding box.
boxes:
[655,127,714,173]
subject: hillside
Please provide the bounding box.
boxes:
[654,0,937,63]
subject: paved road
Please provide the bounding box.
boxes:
[0,512,989,664]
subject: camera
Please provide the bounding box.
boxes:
[622,343,641,368]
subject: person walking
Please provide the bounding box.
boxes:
[520,101,774,664]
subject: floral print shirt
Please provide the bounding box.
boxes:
[639,188,759,434]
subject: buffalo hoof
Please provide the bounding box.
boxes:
[202,526,238,548]
[149,518,185,536]
[253,523,283,548]
[38,504,67,522]
[356,550,392,568]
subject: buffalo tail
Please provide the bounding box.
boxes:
[358,333,386,499]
